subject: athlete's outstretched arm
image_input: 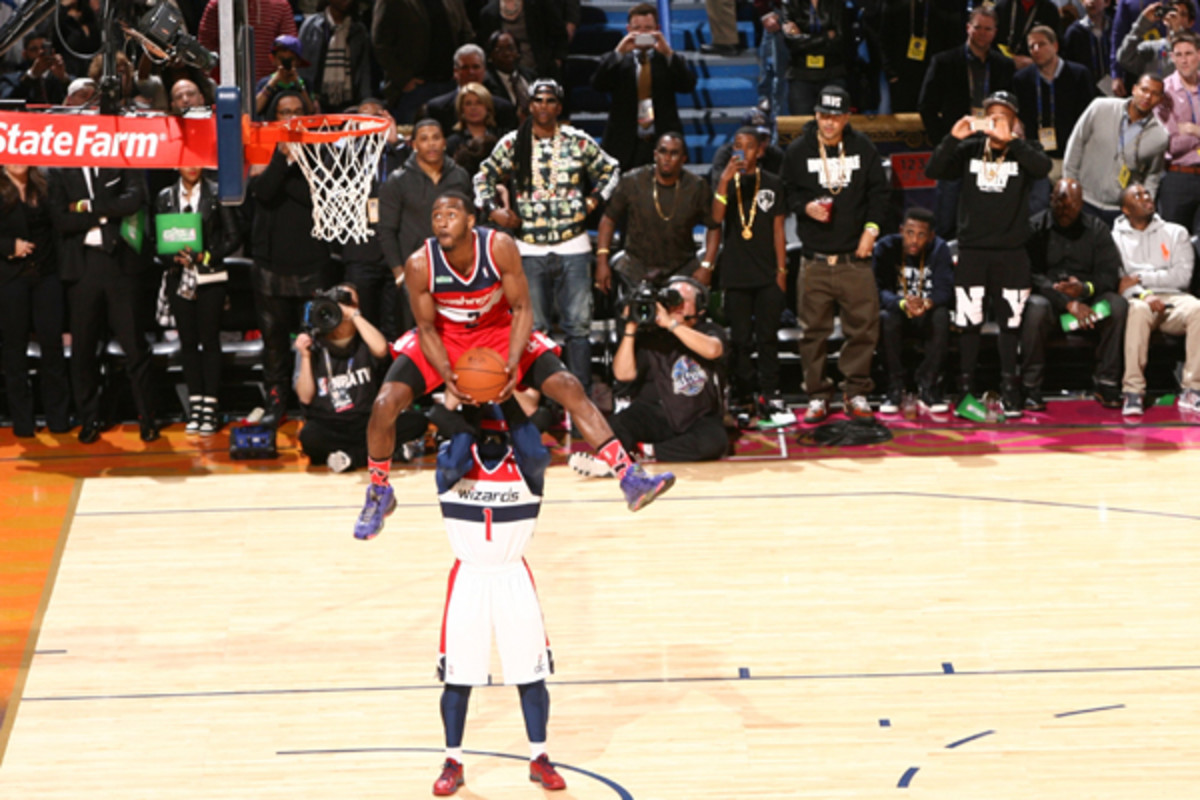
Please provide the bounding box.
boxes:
[407,248,472,402]
[492,232,534,401]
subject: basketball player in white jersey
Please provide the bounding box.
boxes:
[354,191,675,540]
[428,399,565,795]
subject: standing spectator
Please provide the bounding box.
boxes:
[924,90,1052,417]
[249,90,336,427]
[49,166,158,443]
[1154,30,1200,232]
[711,128,792,424]
[591,3,697,173]
[1116,0,1196,79]
[423,44,518,135]
[701,0,743,56]
[919,6,1016,238]
[1063,72,1169,227]
[1112,182,1200,415]
[474,79,619,391]
[254,36,316,117]
[298,0,374,113]
[0,35,69,104]
[476,0,568,81]
[378,119,474,334]
[781,0,849,115]
[755,0,791,116]
[53,0,101,80]
[781,85,890,424]
[372,0,475,122]
[1111,0,1185,94]
[484,31,535,120]
[994,0,1062,69]
[876,0,965,114]
[872,206,954,416]
[445,82,501,162]
[709,108,786,180]
[198,0,298,86]
[0,165,70,437]
[595,132,721,289]
[1063,0,1114,91]
[155,167,242,435]
[1022,177,1128,411]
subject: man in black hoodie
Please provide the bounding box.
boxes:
[925,90,1052,418]
[781,85,890,424]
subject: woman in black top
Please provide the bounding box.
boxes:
[0,165,70,437]
[446,82,501,162]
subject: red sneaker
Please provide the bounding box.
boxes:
[529,754,567,790]
[432,758,464,796]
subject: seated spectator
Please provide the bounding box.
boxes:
[63,77,95,107]
[134,77,170,112]
[994,0,1062,70]
[711,127,793,425]
[87,51,135,108]
[154,166,242,435]
[1112,182,1200,415]
[169,78,209,114]
[451,132,500,174]
[255,36,316,117]
[476,0,568,82]
[1063,72,1168,226]
[298,0,373,113]
[1154,31,1200,231]
[423,44,518,137]
[445,82,501,162]
[293,283,428,471]
[484,31,535,122]
[0,164,70,437]
[0,34,68,104]
[371,0,474,123]
[595,132,721,290]
[589,2,697,172]
[872,206,953,416]
[604,277,728,463]
[1116,0,1195,79]
[1062,0,1114,91]
[1021,178,1128,411]
[781,0,849,115]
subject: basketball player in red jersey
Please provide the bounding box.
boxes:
[354,191,675,539]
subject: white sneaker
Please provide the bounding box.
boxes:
[803,398,829,424]
[759,395,797,427]
[568,451,615,479]
[1179,388,1200,411]
[326,450,353,473]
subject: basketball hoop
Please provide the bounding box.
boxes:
[246,114,391,245]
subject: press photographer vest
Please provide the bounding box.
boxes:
[305,336,380,421]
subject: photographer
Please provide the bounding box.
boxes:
[294,284,427,473]
[609,276,728,462]
[255,35,314,117]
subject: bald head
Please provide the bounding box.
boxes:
[1050,178,1083,228]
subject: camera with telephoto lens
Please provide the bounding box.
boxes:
[302,287,354,336]
[139,4,217,71]
[628,281,684,328]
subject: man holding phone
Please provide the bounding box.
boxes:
[1,35,69,104]
[254,35,315,116]
[591,2,697,171]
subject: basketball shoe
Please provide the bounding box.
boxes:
[619,465,676,511]
[432,758,465,796]
[354,483,396,540]
[529,754,567,790]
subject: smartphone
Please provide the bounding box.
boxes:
[970,117,994,133]
[732,148,745,161]
[634,32,656,48]
[1154,5,1168,18]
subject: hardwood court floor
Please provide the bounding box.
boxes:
[2,447,1199,798]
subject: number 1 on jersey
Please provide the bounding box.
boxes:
[483,507,493,541]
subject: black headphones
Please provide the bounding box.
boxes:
[665,275,710,317]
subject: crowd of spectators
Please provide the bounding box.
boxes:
[4,0,1200,467]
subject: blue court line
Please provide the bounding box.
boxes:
[897,766,919,787]
[946,729,995,749]
[1055,703,1125,718]
[22,664,1200,703]
[71,489,1200,522]
[275,746,633,799]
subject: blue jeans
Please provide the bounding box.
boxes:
[522,251,594,389]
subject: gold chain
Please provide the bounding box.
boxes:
[819,139,847,195]
[981,141,1006,184]
[898,248,926,298]
[653,179,678,221]
[734,168,760,240]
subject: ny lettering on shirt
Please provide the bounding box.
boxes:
[805,154,862,190]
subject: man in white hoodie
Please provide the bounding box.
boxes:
[1111,182,1200,416]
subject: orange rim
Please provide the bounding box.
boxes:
[243,113,390,164]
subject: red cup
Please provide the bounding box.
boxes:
[816,196,834,219]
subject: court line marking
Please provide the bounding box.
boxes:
[71,489,1200,521]
[1055,703,1125,718]
[945,729,995,749]
[21,664,1200,704]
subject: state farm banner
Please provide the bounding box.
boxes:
[0,111,218,169]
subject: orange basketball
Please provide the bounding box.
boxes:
[454,347,509,403]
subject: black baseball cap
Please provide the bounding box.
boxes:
[984,90,1019,115]
[814,85,851,115]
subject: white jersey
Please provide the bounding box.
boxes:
[438,445,541,567]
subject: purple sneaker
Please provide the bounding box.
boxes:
[354,483,396,540]
[619,465,676,511]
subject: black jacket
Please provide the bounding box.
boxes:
[918,45,1016,145]
[994,0,1061,59]
[781,0,848,81]
[0,191,55,286]
[250,150,332,278]
[590,48,697,170]
[423,87,518,136]
[476,0,568,81]
[377,154,473,269]
[1026,209,1124,313]
[1012,59,1097,160]
[484,64,537,109]
[48,168,148,282]
[154,177,241,270]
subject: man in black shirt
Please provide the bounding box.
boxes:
[712,127,793,426]
[1021,178,1128,410]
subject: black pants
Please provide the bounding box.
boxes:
[0,271,71,434]
[878,305,950,392]
[725,283,786,399]
[1158,171,1200,244]
[344,259,406,342]
[253,290,308,397]
[167,273,226,399]
[299,409,428,468]
[67,250,155,427]
[1021,292,1127,389]
[954,247,1031,382]
[609,400,727,462]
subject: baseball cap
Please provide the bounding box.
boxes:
[272,35,310,67]
[983,90,1019,115]
[814,85,851,115]
[529,78,564,102]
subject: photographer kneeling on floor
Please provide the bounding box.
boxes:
[294,284,428,472]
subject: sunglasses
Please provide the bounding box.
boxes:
[530,96,560,105]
